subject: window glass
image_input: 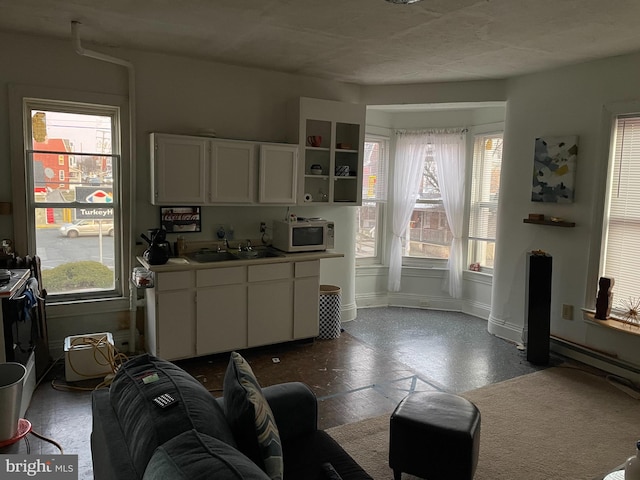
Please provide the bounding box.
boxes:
[405,150,452,259]
[26,105,121,299]
[468,134,503,270]
[602,115,640,313]
[356,138,388,261]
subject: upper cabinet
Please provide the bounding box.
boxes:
[288,97,366,205]
[210,140,256,204]
[150,133,298,206]
[151,134,207,205]
[259,144,298,204]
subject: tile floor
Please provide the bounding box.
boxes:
[0,307,560,479]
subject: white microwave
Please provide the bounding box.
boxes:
[272,219,335,253]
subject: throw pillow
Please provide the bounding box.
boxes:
[223,351,283,480]
[143,429,270,480]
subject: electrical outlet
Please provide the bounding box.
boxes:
[562,304,574,320]
[260,222,266,233]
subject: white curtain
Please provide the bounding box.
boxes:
[388,131,429,291]
[432,132,466,298]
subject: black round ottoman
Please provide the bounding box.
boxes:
[389,391,481,480]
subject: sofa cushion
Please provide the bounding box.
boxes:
[109,354,236,477]
[143,429,270,480]
[223,351,283,480]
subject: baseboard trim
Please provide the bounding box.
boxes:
[388,292,461,311]
[551,336,640,383]
[487,314,524,344]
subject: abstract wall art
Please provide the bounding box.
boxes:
[531,135,578,203]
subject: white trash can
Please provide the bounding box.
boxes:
[318,285,341,339]
[0,362,27,442]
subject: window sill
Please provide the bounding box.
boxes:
[581,310,640,337]
[46,296,131,318]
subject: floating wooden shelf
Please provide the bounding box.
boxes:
[523,219,576,227]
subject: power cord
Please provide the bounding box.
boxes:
[52,334,128,391]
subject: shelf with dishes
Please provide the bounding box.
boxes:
[290,98,365,205]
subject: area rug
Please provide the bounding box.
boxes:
[326,367,640,480]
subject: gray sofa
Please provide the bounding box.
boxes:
[91,354,372,480]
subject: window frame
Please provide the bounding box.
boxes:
[595,111,640,316]
[586,100,640,310]
[467,131,503,274]
[9,84,132,310]
[356,134,389,266]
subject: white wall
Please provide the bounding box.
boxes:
[489,53,640,373]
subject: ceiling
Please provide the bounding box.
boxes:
[1,0,640,85]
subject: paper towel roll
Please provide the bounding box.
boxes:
[304,193,313,202]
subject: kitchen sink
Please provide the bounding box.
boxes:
[230,247,283,260]
[186,250,237,263]
[186,247,283,263]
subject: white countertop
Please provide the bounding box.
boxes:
[136,250,344,272]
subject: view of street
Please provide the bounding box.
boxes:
[35,227,115,270]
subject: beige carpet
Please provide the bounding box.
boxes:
[326,367,640,480]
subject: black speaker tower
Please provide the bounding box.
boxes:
[526,252,552,365]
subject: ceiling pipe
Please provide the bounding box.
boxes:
[71,20,138,354]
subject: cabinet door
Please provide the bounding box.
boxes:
[294,276,320,339]
[210,140,256,203]
[197,285,247,355]
[156,290,195,360]
[294,260,320,339]
[259,144,298,204]
[248,280,293,347]
[151,133,207,205]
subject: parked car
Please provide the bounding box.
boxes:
[59,220,114,238]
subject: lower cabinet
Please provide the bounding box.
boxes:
[247,263,293,347]
[145,270,196,360]
[196,267,248,355]
[294,260,320,338]
[145,260,321,360]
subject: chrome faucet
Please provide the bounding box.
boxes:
[246,239,252,251]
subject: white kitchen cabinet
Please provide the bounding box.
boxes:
[145,270,196,360]
[151,133,207,205]
[258,144,298,204]
[196,267,247,355]
[143,257,323,360]
[209,139,256,204]
[247,263,293,347]
[288,97,365,205]
[294,260,320,339]
[151,133,298,206]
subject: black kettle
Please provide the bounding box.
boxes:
[141,230,169,265]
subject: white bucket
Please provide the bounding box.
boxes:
[0,362,27,442]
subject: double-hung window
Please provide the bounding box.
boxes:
[23,100,123,301]
[404,146,452,260]
[356,136,388,262]
[600,114,640,315]
[468,133,503,271]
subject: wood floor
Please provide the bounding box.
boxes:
[0,307,555,479]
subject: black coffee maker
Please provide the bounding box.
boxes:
[142,228,171,265]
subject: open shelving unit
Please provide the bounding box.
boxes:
[290,97,365,205]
